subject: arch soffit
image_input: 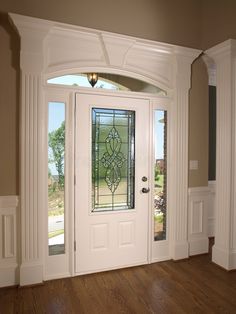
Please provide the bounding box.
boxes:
[9,13,201,94]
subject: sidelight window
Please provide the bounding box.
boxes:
[154,110,167,241]
[48,102,65,255]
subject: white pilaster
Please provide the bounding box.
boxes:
[170,48,201,260]
[206,39,236,270]
[10,14,50,285]
[202,55,216,86]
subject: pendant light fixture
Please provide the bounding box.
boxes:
[87,73,98,87]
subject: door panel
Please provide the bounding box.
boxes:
[75,92,150,274]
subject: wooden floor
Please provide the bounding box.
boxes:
[1,247,236,313]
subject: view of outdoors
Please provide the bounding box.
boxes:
[92,108,135,211]
[154,110,167,241]
[47,76,120,255]
[48,102,65,255]
[47,75,121,90]
[47,76,167,255]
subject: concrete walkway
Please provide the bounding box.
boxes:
[48,233,64,245]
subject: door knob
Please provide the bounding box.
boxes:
[142,187,150,193]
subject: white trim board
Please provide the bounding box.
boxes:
[188,186,210,256]
[9,13,201,285]
[208,181,216,237]
[0,195,19,288]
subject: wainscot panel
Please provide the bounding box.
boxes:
[0,196,19,287]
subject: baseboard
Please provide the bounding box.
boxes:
[20,263,44,286]
[152,240,170,262]
[189,237,209,256]
[44,272,71,281]
[0,263,18,288]
[212,245,236,270]
[171,241,189,260]
[229,251,236,270]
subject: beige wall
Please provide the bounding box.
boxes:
[189,58,209,187]
[1,0,221,195]
[0,14,19,195]
[0,0,201,48]
[201,0,236,50]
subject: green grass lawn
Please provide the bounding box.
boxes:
[48,187,64,216]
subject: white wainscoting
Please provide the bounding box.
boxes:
[188,187,210,256]
[0,196,19,287]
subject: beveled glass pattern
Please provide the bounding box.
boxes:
[92,108,135,211]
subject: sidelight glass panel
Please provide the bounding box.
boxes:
[48,102,65,255]
[92,108,135,212]
[154,110,167,241]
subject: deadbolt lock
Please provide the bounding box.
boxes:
[142,187,150,193]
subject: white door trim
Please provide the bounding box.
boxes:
[150,99,171,263]
[43,88,75,281]
[43,87,172,280]
[9,13,201,285]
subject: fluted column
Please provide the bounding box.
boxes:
[206,40,236,270]
[170,49,200,260]
[19,72,43,285]
[10,14,50,285]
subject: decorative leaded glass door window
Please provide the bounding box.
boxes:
[92,109,135,212]
[75,92,149,274]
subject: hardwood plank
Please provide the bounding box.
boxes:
[1,246,236,314]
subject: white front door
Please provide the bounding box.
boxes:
[75,92,150,274]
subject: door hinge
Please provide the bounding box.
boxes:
[74,175,76,185]
[74,241,76,251]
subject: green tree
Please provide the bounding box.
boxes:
[48,167,52,179]
[48,121,65,189]
[155,163,160,182]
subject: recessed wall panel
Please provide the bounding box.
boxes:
[119,221,135,247]
[91,223,108,251]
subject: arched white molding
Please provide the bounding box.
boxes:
[203,54,216,86]
[45,67,170,94]
[9,13,201,285]
[206,39,236,270]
